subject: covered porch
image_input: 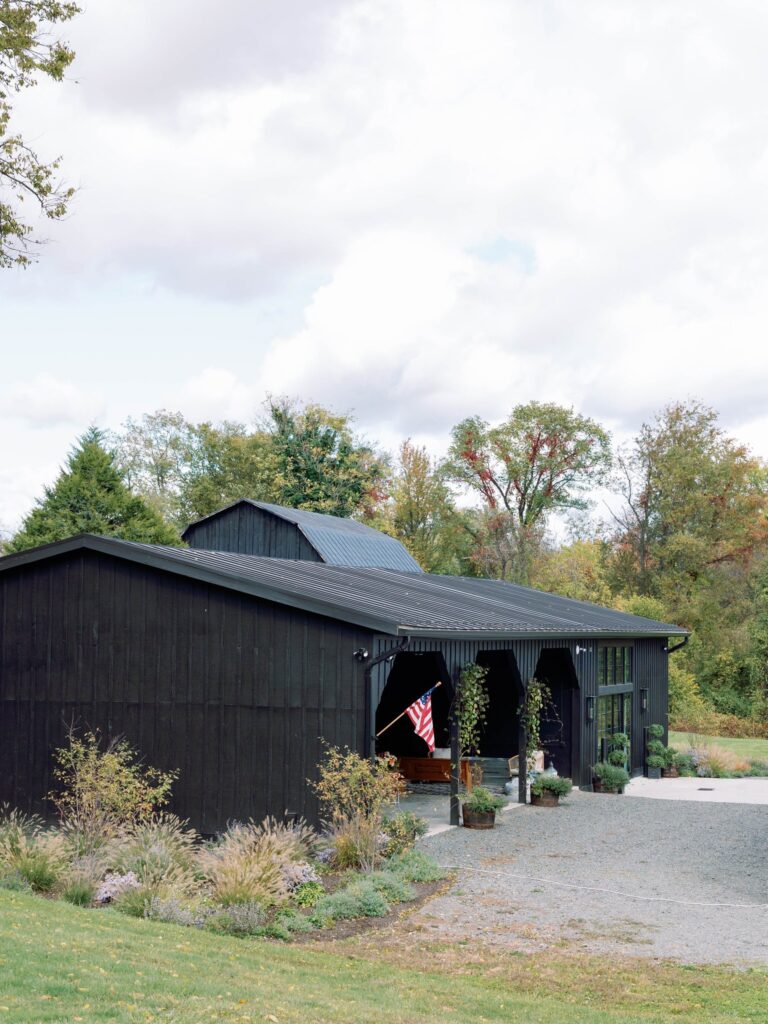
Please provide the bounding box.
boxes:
[366,636,586,824]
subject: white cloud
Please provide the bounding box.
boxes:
[2,0,768,530]
[0,375,106,429]
[181,368,259,423]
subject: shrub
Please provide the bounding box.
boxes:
[461,786,505,813]
[0,872,30,892]
[113,884,154,918]
[292,881,324,908]
[381,812,428,857]
[387,849,446,883]
[530,776,573,799]
[311,746,405,871]
[669,707,768,739]
[61,878,95,907]
[310,890,361,925]
[668,662,708,723]
[325,817,385,871]
[206,901,267,936]
[606,732,629,768]
[366,870,416,903]
[145,896,212,929]
[273,908,316,934]
[0,808,67,893]
[109,814,198,896]
[50,730,177,854]
[345,878,390,917]
[197,822,290,907]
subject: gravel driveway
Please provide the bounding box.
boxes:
[416,790,768,964]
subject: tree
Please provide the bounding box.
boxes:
[113,399,390,530]
[1,0,79,267]
[610,400,768,716]
[381,440,473,574]
[443,402,611,583]
[530,538,612,605]
[612,400,768,605]
[264,399,388,519]
[8,428,181,552]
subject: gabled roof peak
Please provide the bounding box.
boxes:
[182,499,423,573]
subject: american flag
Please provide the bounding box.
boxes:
[406,687,437,752]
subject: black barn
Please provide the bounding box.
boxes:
[0,504,687,832]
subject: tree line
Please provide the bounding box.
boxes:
[5,396,768,731]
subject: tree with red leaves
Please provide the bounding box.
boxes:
[443,402,611,583]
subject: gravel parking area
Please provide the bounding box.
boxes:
[415,790,768,964]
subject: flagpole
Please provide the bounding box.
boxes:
[375,681,442,739]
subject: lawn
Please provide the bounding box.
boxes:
[1,890,766,1024]
[669,732,768,762]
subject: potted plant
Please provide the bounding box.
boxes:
[606,732,630,770]
[661,747,680,779]
[530,775,573,807]
[591,762,630,794]
[462,786,506,829]
[645,724,666,780]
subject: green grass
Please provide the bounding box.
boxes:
[0,890,766,1023]
[670,732,768,762]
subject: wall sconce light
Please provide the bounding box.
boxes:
[585,695,595,723]
[353,648,370,663]
[640,688,649,712]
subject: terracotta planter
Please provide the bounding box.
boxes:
[462,806,496,829]
[531,790,559,807]
[661,766,679,779]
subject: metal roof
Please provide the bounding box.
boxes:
[0,535,689,641]
[182,499,423,573]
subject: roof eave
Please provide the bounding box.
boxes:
[397,626,690,641]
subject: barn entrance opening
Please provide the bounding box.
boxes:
[532,648,580,782]
[474,650,523,760]
[374,652,451,758]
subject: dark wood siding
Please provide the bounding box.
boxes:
[0,551,370,831]
[184,505,320,561]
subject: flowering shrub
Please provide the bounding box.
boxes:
[146,896,213,929]
[95,871,140,904]
[281,860,320,891]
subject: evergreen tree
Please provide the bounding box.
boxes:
[8,428,180,552]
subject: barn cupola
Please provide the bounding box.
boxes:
[182,499,423,572]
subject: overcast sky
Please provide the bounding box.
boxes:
[2,0,768,533]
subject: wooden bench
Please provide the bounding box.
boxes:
[397,756,471,786]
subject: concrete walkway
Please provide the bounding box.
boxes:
[399,789,519,836]
[626,775,768,804]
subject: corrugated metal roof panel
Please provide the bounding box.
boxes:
[183,500,423,573]
[0,535,686,640]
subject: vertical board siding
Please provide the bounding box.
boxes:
[0,551,371,832]
[185,506,321,562]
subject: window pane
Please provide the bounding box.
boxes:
[598,648,605,686]
[626,647,633,683]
